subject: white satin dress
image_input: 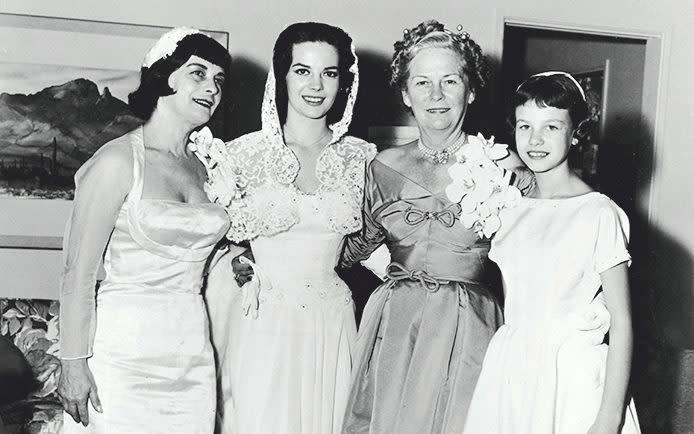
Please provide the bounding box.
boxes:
[61,128,229,433]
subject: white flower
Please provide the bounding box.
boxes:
[446,132,521,239]
[189,127,247,209]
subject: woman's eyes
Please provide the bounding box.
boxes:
[516,125,563,134]
[413,79,459,87]
[191,70,206,79]
[293,69,339,78]
[214,76,225,86]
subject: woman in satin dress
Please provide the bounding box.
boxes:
[57,28,231,433]
[338,20,531,434]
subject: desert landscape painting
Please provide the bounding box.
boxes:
[0,63,143,199]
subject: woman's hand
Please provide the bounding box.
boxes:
[231,249,255,286]
[58,359,102,426]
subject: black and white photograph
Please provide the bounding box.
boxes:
[1,1,692,433]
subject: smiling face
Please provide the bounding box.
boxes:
[514,100,575,174]
[284,41,340,122]
[401,47,475,136]
[164,55,225,126]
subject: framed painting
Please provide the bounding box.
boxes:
[0,12,229,201]
[571,60,610,188]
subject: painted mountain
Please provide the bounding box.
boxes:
[0,78,142,198]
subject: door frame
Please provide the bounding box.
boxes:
[494,15,667,225]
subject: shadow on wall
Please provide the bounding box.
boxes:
[350,49,503,147]
[224,50,408,144]
[226,55,268,140]
[604,111,694,434]
[350,49,407,143]
[224,49,503,146]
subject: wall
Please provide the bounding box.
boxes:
[1,0,692,430]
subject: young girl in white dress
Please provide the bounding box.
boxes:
[463,72,641,434]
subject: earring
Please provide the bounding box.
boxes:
[571,137,579,146]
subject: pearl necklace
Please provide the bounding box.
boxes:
[417,133,467,164]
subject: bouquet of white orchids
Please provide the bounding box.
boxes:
[445,133,522,238]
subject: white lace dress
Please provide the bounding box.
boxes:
[208,131,376,434]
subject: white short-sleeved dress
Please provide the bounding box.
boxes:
[463,192,641,434]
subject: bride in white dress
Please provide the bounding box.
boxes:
[203,22,376,434]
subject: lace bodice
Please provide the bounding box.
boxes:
[222,131,376,242]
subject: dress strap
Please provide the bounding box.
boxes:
[125,126,145,204]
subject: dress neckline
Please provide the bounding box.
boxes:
[125,128,225,262]
[521,191,603,205]
[371,158,449,198]
[140,198,221,208]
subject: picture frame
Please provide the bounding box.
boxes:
[571,60,610,187]
[0,13,228,298]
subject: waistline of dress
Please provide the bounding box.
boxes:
[252,272,352,310]
[97,282,202,298]
[383,262,487,292]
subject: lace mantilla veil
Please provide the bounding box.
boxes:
[260,42,360,184]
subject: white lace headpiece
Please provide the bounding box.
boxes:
[260,41,360,183]
[142,27,201,68]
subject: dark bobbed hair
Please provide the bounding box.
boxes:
[510,74,590,139]
[272,22,355,125]
[391,20,489,95]
[128,33,232,121]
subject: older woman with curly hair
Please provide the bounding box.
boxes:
[339,20,530,434]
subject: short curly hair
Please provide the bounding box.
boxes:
[390,20,489,94]
[128,33,232,121]
[273,22,356,125]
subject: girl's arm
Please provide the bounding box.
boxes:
[590,261,633,433]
